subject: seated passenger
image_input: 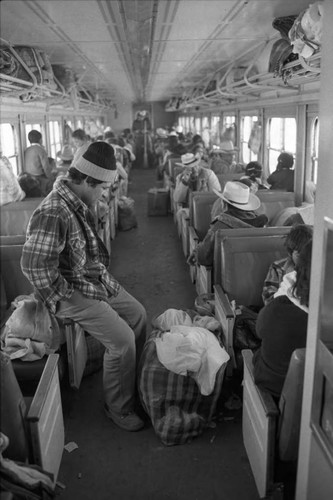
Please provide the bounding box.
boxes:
[262,224,313,305]
[24,130,55,196]
[267,152,294,192]
[173,153,221,205]
[21,141,147,432]
[240,161,269,193]
[193,181,268,267]
[56,144,74,173]
[72,129,90,163]
[192,143,209,168]
[209,140,244,175]
[253,240,312,399]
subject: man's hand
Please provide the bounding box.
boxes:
[187,250,198,266]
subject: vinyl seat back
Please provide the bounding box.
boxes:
[214,227,289,307]
[0,197,43,236]
[256,191,295,226]
[242,348,306,498]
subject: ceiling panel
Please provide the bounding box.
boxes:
[0,0,316,108]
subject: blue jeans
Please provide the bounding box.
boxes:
[56,287,147,413]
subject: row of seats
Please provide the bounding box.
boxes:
[0,237,88,483]
[166,181,306,498]
[0,179,126,484]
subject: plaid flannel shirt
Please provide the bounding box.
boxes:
[262,257,294,306]
[21,178,120,314]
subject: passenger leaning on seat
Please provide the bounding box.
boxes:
[173,153,221,206]
[253,240,312,399]
[21,142,147,432]
[262,224,313,305]
[192,181,268,267]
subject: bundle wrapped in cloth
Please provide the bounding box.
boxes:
[139,308,229,445]
[1,294,62,361]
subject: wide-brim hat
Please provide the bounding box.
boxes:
[156,128,169,138]
[75,141,118,182]
[217,140,238,154]
[213,181,261,211]
[57,144,74,162]
[176,152,200,168]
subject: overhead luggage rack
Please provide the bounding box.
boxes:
[0,38,114,112]
[166,48,321,111]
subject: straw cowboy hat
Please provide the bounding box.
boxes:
[57,144,74,162]
[156,128,169,138]
[213,181,261,211]
[216,140,238,154]
[176,152,200,168]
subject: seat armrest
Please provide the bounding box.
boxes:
[214,284,236,374]
[241,349,279,498]
[188,225,199,245]
[26,353,64,481]
[26,354,60,422]
[242,350,279,417]
[196,265,212,295]
[64,320,87,390]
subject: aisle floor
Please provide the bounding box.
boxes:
[57,168,259,500]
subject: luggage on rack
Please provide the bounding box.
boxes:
[0,45,57,100]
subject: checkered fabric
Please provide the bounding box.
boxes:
[138,330,226,446]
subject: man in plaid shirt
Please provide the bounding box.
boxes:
[21,141,146,432]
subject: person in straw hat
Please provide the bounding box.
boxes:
[173,152,221,206]
[21,141,147,432]
[189,181,268,267]
[55,144,74,175]
[208,139,244,175]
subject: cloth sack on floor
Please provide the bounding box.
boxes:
[138,329,227,446]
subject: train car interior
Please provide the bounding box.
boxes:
[1,1,333,500]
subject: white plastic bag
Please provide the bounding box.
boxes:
[0,156,26,206]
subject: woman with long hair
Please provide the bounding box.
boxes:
[253,239,312,398]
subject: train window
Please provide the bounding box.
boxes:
[184,116,190,133]
[0,123,18,175]
[222,115,235,132]
[178,116,186,133]
[267,117,296,173]
[48,120,61,159]
[194,117,201,135]
[311,117,319,184]
[241,116,258,164]
[211,115,221,146]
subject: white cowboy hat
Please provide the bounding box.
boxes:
[213,181,261,211]
[156,128,169,138]
[56,144,74,161]
[168,130,178,137]
[176,152,200,168]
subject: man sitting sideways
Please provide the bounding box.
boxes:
[21,141,147,432]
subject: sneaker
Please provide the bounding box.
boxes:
[104,405,144,431]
